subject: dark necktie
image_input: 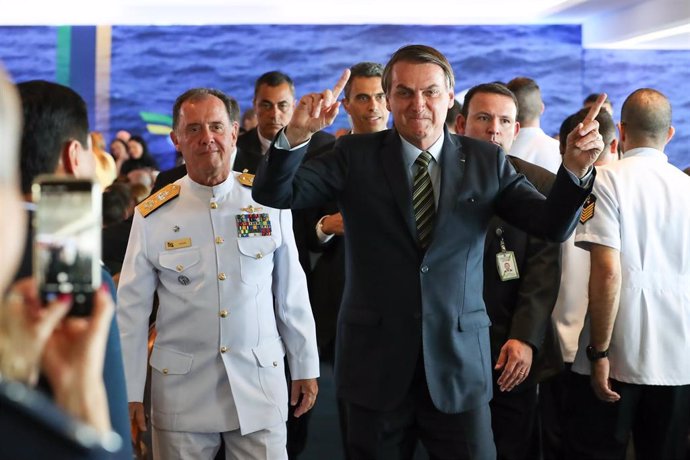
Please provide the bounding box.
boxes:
[412,151,436,249]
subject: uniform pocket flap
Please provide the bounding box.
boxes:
[237,237,277,259]
[458,310,492,331]
[341,308,382,326]
[149,346,194,374]
[252,339,286,368]
[158,248,201,271]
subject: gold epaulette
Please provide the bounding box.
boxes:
[137,184,181,218]
[237,169,255,188]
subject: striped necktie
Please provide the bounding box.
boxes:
[412,150,436,249]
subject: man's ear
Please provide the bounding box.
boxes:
[170,130,179,151]
[455,114,467,135]
[60,139,81,175]
[342,97,351,115]
[665,126,675,145]
[231,121,240,141]
[609,138,618,154]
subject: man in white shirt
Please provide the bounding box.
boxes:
[506,77,561,174]
[538,106,618,460]
[566,88,690,460]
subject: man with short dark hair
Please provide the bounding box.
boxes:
[456,82,561,460]
[341,61,389,134]
[538,106,618,460]
[252,44,605,459]
[583,93,613,116]
[238,71,334,161]
[237,71,334,279]
[566,88,690,460]
[506,77,561,173]
[15,79,132,459]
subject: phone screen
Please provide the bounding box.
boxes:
[32,177,101,316]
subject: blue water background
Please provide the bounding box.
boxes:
[1,24,688,169]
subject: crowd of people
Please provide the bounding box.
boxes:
[1,42,689,460]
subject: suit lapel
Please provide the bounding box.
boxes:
[380,131,417,242]
[431,133,466,246]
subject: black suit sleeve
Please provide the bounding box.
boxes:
[507,234,561,351]
[494,156,594,243]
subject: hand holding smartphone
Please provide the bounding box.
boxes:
[32,176,101,316]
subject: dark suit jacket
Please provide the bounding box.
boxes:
[237,127,336,167]
[301,142,343,359]
[253,128,592,413]
[238,127,335,276]
[483,156,562,390]
[0,381,113,459]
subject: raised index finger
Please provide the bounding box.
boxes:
[332,69,351,101]
[584,93,607,125]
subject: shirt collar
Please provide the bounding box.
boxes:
[622,147,668,162]
[400,132,444,171]
[257,130,272,155]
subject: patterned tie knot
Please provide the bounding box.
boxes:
[415,150,433,169]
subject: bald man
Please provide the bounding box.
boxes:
[566,88,690,460]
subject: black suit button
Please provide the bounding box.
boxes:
[468,197,476,203]
[420,266,429,274]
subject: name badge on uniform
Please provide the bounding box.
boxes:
[165,237,192,250]
[497,251,519,281]
[236,211,272,237]
[494,226,519,281]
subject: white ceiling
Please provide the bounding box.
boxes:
[0,0,688,49]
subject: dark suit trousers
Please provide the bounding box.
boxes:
[490,372,539,460]
[537,363,572,460]
[345,357,496,460]
[564,372,690,460]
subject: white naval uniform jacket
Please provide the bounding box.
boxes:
[117,173,319,435]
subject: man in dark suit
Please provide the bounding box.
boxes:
[307,61,390,361]
[238,71,335,280]
[456,83,562,460]
[15,80,131,459]
[252,45,606,459]
[305,61,390,459]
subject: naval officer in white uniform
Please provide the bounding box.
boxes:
[567,88,690,460]
[117,87,319,460]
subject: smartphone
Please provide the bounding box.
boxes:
[32,176,101,316]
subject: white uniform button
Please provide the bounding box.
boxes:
[210,202,218,209]
[219,310,228,318]
[218,272,227,281]
[272,361,278,367]
[215,236,224,244]
[255,252,263,259]
[220,346,228,353]
[176,264,184,272]
[162,368,169,375]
